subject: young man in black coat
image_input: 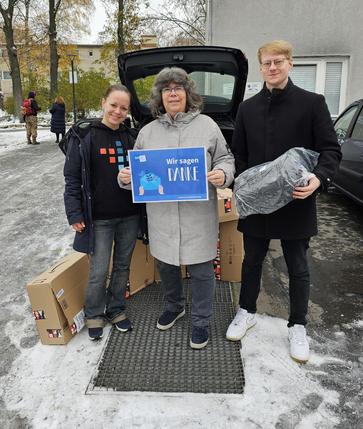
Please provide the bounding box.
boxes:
[226,40,342,363]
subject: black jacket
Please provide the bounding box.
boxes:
[63,121,139,253]
[50,103,66,133]
[30,99,41,116]
[232,79,342,239]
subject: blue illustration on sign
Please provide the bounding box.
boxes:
[129,147,208,202]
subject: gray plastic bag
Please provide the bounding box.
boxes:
[233,147,319,219]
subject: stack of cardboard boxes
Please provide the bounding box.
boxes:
[27,190,243,345]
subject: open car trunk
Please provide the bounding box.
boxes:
[118,46,248,146]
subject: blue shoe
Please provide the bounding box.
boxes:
[88,327,103,341]
[190,326,209,349]
[156,309,185,330]
[115,318,132,332]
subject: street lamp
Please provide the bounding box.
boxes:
[67,52,77,123]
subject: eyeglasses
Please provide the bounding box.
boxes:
[260,58,288,70]
[161,85,185,95]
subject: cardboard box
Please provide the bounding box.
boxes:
[128,240,155,295]
[154,222,243,283]
[108,240,155,296]
[27,252,89,345]
[217,188,239,223]
[219,220,243,282]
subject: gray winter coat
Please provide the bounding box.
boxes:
[135,111,235,266]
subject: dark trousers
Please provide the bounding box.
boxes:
[157,260,216,327]
[55,132,65,142]
[239,235,310,326]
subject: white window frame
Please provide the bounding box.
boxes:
[293,56,348,114]
[2,70,11,80]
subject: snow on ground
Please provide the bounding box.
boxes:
[0,128,357,428]
[2,308,342,429]
[0,129,54,153]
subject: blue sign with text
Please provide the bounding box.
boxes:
[129,147,208,203]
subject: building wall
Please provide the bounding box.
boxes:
[76,45,103,72]
[207,0,363,111]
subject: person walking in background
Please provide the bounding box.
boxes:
[226,40,341,363]
[64,84,140,341]
[22,91,41,145]
[118,67,235,349]
[49,96,66,143]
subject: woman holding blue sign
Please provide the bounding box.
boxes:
[118,67,235,349]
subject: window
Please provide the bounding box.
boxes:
[290,57,348,117]
[289,65,316,92]
[189,71,235,105]
[89,51,93,56]
[325,63,342,117]
[133,71,235,111]
[2,71,11,79]
[334,105,358,143]
[351,108,363,141]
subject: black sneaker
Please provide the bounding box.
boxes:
[156,309,185,330]
[190,326,209,349]
[88,327,103,341]
[115,318,132,332]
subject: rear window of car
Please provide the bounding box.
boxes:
[351,108,363,141]
[133,71,236,109]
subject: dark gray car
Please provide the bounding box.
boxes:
[333,99,363,205]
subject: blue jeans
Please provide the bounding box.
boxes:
[239,235,310,326]
[85,215,139,327]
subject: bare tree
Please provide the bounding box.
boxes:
[48,0,93,102]
[98,0,142,77]
[0,0,24,118]
[48,0,61,101]
[144,0,207,46]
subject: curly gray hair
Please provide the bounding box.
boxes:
[149,67,203,118]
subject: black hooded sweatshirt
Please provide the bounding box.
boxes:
[90,121,139,220]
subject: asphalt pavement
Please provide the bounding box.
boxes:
[253,191,363,428]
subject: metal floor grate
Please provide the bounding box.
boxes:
[87,280,244,395]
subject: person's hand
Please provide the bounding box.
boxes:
[72,221,85,233]
[207,169,225,187]
[118,167,131,184]
[293,175,321,199]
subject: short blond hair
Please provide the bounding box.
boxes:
[55,95,65,104]
[257,40,293,63]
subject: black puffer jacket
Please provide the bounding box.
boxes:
[50,103,66,133]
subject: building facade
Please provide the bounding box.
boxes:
[207,0,363,116]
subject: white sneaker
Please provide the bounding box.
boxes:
[288,324,310,363]
[226,308,256,341]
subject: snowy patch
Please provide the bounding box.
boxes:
[0,129,54,153]
[342,319,363,329]
[1,309,340,428]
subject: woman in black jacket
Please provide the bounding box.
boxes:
[64,84,140,341]
[49,96,66,143]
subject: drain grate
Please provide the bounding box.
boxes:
[87,280,244,395]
